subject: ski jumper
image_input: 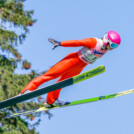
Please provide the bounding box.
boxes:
[21,38,108,104]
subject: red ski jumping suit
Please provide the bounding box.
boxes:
[21,38,108,104]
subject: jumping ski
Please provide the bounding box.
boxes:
[6,88,134,118]
[0,65,106,109]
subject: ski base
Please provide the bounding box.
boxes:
[6,88,134,118]
[0,65,106,109]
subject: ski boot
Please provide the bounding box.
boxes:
[44,99,70,108]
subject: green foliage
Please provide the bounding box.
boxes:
[22,60,31,69]
[0,0,36,28]
[0,0,37,60]
[0,0,50,133]
[0,111,39,134]
[0,56,43,133]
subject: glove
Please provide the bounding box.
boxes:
[48,38,61,50]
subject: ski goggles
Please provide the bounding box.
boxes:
[107,38,118,49]
[110,43,118,48]
[104,33,118,49]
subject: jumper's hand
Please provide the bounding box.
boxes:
[48,38,61,50]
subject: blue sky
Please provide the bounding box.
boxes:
[16,0,134,134]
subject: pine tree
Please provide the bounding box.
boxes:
[0,0,51,133]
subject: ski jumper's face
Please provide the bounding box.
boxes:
[106,43,113,51]
[102,39,113,51]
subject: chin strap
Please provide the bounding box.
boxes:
[101,45,108,50]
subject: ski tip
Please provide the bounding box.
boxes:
[73,65,106,84]
[90,65,106,74]
[99,65,106,72]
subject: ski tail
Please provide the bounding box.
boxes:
[6,88,134,118]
